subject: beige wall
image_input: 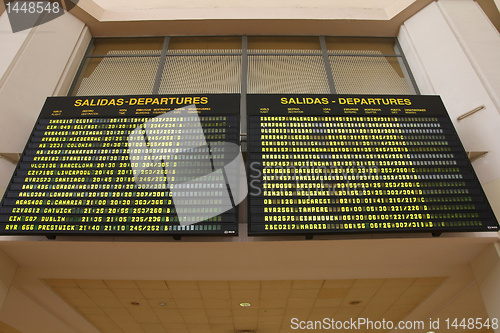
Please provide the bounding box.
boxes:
[399,1,500,188]
[0,11,91,203]
[472,243,500,333]
[0,12,91,331]
[0,12,90,153]
[0,250,16,311]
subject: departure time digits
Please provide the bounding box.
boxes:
[3,111,239,234]
[249,114,484,232]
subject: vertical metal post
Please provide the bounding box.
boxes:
[152,37,170,95]
[320,36,336,94]
[240,36,248,148]
[67,38,96,96]
[394,38,420,95]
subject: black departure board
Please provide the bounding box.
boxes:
[247,94,499,235]
[0,94,241,236]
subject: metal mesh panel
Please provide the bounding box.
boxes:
[248,49,321,54]
[248,50,329,94]
[76,50,160,96]
[72,39,418,96]
[159,50,241,94]
[329,50,412,94]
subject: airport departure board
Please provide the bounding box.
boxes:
[247,94,499,235]
[0,94,241,236]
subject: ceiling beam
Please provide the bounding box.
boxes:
[67,0,433,37]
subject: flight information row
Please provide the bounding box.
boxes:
[41,116,233,124]
[0,214,233,224]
